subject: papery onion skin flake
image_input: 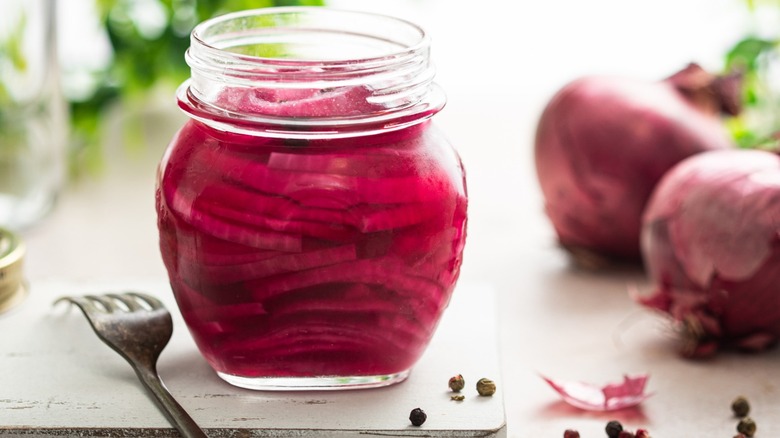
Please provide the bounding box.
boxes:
[534,64,737,263]
[541,374,651,411]
[640,149,780,356]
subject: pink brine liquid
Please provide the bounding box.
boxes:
[156,85,467,383]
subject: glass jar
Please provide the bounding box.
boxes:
[156,7,467,390]
[0,0,67,230]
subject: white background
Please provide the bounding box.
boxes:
[25,1,780,436]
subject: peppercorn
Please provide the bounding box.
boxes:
[605,420,623,438]
[563,429,580,438]
[448,374,465,392]
[450,394,465,401]
[617,431,634,438]
[732,396,750,418]
[476,377,496,396]
[409,407,427,427]
[634,429,651,438]
[737,417,756,437]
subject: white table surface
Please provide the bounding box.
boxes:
[12,0,780,436]
[0,279,505,437]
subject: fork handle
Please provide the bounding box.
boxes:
[134,366,209,438]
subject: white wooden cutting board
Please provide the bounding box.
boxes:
[0,279,506,437]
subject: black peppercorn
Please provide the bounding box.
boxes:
[564,429,580,438]
[605,420,623,438]
[409,407,427,427]
[737,417,756,437]
[732,396,750,418]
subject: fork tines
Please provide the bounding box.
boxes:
[55,292,164,313]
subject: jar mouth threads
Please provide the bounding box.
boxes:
[189,7,429,71]
[179,7,444,137]
[0,228,27,315]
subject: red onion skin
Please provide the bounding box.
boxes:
[641,149,780,355]
[535,74,733,261]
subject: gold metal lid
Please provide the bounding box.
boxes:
[0,228,26,314]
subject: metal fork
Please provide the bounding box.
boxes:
[56,292,208,438]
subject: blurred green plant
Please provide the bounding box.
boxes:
[0,13,29,159]
[723,0,780,148]
[745,0,780,7]
[68,0,324,175]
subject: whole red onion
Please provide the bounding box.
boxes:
[641,149,780,356]
[534,64,738,263]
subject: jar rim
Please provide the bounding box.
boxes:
[190,7,430,65]
[0,227,26,315]
[0,228,23,270]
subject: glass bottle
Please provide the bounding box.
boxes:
[156,7,467,390]
[0,0,67,230]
